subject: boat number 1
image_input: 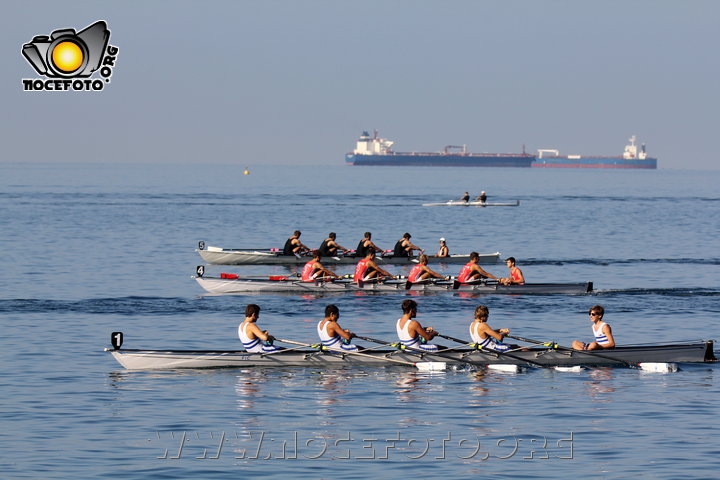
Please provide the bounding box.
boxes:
[111,332,123,350]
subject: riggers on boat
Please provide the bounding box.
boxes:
[422,200,520,207]
[193,267,594,295]
[106,333,715,370]
[196,241,500,266]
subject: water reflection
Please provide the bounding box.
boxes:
[583,368,616,401]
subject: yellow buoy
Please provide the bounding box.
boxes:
[243,168,250,175]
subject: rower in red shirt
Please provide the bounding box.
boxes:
[499,257,525,285]
[457,252,500,283]
[354,250,395,283]
[301,253,339,282]
[408,254,445,283]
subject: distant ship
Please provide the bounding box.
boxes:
[345,130,534,167]
[533,136,658,169]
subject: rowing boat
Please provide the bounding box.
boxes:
[193,270,593,295]
[422,200,520,207]
[197,242,500,265]
[107,341,715,370]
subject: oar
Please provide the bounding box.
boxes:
[355,335,505,369]
[275,338,446,371]
[405,277,453,290]
[435,333,546,368]
[506,334,636,368]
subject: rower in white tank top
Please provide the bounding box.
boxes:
[396,317,439,352]
[238,321,280,353]
[469,321,510,352]
[317,319,358,352]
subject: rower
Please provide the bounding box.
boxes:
[282,230,310,256]
[355,232,383,258]
[317,304,360,352]
[437,237,449,257]
[301,253,339,282]
[475,191,487,203]
[572,305,616,351]
[469,305,511,352]
[396,299,440,351]
[461,192,470,203]
[499,257,525,285]
[238,304,281,353]
[393,232,424,257]
[408,254,445,283]
[354,250,395,283]
[318,232,348,257]
[457,252,499,283]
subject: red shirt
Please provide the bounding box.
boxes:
[458,262,474,283]
[408,264,424,282]
[354,258,369,282]
[301,260,317,282]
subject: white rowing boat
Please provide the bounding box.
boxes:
[106,336,715,370]
[422,200,520,207]
[193,268,593,295]
[197,242,501,266]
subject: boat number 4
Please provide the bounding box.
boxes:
[111,332,123,350]
[196,265,205,277]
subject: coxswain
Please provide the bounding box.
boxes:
[475,191,487,203]
[282,230,310,256]
[457,252,500,283]
[499,257,525,285]
[437,238,449,257]
[461,192,470,203]
[469,305,511,352]
[301,253,339,282]
[238,304,281,353]
[393,233,424,257]
[396,299,440,352]
[572,305,616,351]
[407,254,445,283]
[318,232,348,257]
[317,304,360,352]
[354,250,395,283]
[355,232,383,258]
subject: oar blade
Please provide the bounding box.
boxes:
[554,366,583,372]
[639,362,677,373]
[416,362,447,371]
[487,364,521,373]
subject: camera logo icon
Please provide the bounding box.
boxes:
[22,21,109,78]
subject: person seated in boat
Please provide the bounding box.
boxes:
[396,299,441,352]
[318,232,348,257]
[282,230,310,256]
[460,192,470,203]
[437,238,449,257]
[317,304,361,352]
[407,254,446,283]
[354,250,395,283]
[475,191,487,203]
[457,252,500,284]
[572,305,615,351]
[393,233,424,257]
[499,257,525,285]
[238,304,281,353]
[301,253,339,282]
[355,232,383,258]
[469,305,511,352]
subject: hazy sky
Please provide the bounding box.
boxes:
[2,0,719,169]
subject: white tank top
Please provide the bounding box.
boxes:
[396,317,438,351]
[238,322,263,353]
[593,321,611,346]
[317,319,358,351]
[469,322,509,352]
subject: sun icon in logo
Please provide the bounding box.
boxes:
[51,41,84,73]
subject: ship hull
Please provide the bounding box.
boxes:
[346,153,534,167]
[532,156,657,169]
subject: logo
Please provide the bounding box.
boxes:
[21,20,119,91]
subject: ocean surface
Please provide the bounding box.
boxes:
[1,163,719,479]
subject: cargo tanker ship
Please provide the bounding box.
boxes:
[344,131,534,167]
[533,136,657,169]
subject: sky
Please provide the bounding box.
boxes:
[2,0,719,169]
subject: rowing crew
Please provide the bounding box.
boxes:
[299,250,525,286]
[283,230,447,258]
[238,301,615,355]
[460,191,488,203]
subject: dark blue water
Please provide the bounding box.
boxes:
[1,163,719,479]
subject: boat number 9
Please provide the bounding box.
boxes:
[198,241,205,250]
[111,332,123,350]
[196,265,205,277]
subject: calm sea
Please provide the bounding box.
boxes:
[1,163,718,479]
